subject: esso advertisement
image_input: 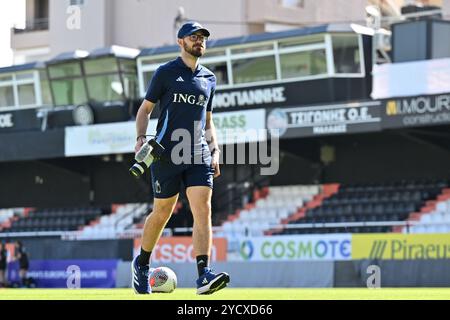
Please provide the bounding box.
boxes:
[236,234,352,261]
[133,237,227,263]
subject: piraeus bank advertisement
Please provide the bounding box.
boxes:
[352,233,450,260]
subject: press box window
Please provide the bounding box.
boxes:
[232,55,276,84]
[86,75,123,102]
[84,57,118,74]
[203,61,229,86]
[52,79,87,105]
[18,83,36,106]
[280,49,327,79]
[143,71,155,91]
[332,35,361,74]
[48,62,82,78]
[0,86,14,107]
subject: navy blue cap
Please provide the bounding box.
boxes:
[177,21,210,39]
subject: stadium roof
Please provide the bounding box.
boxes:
[0,61,45,74]
[47,46,139,64]
[138,23,358,57]
[47,50,89,64]
[0,23,362,73]
[87,45,140,59]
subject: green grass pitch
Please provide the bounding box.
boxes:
[1,288,450,300]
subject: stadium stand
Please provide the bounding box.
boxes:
[127,200,192,236]
[0,207,106,233]
[272,179,449,235]
[217,184,323,237]
[215,179,450,238]
[0,208,23,231]
[397,187,450,234]
[2,180,448,238]
[77,203,150,239]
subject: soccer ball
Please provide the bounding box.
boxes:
[149,267,177,293]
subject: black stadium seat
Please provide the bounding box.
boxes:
[278,179,448,235]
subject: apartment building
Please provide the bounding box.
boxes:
[11,0,374,64]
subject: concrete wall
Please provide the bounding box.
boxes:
[443,0,450,17]
[248,0,367,27]
[110,0,247,49]
[117,259,450,288]
[49,0,109,56]
[13,0,374,61]
[335,260,450,287]
[116,261,335,288]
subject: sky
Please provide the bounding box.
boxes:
[0,0,25,68]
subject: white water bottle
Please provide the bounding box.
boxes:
[135,142,152,162]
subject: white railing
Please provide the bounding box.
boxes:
[1,220,449,240]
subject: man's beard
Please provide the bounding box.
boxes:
[183,42,204,58]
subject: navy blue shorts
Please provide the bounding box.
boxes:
[150,160,214,199]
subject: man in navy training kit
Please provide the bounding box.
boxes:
[132,21,230,294]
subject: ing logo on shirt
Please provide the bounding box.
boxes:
[173,93,207,107]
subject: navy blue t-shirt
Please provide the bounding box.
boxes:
[145,57,216,161]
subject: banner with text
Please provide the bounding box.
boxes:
[372,58,450,99]
[382,92,450,129]
[352,233,450,260]
[0,108,40,132]
[133,237,228,263]
[65,109,266,157]
[266,101,382,138]
[7,259,118,288]
[231,234,352,261]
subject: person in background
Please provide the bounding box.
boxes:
[0,242,7,288]
[15,241,29,287]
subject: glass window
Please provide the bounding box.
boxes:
[332,35,361,74]
[231,44,274,55]
[18,84,36,105]
[278,35,325,49]
[16,72,34,81]
[0,85,14,107]
[86,75,123,102]
[143,71,155,91]
[48,62,82,78]
[39,71,53,105]
[280,49,327,79]
[84,57,118,75]
[0,75,13,83]
[232,56,276,84]
[203,50,226,58]
[122,74,138,99]
[119,59,137,74]
[141,56,177,67]
[52,79,87,105]
[203,61,229,86]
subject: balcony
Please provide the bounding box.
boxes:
[13,18,49,33]
[10,20,49,51]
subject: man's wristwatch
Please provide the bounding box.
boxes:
[136,135,146,142]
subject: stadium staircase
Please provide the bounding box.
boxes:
[217,184,323,237]
[394,187,450,234]
[75,203,149,239]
